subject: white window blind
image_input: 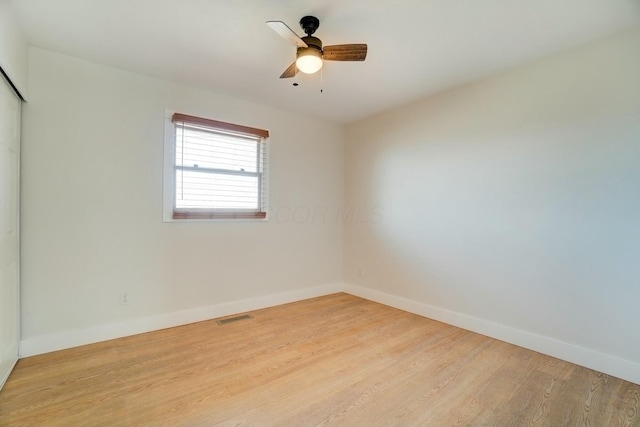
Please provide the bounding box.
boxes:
[171,113,269,219]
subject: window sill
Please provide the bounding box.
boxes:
[163,210,269,223]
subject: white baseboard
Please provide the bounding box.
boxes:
[344,283,640,386]
[19,283,343,358]
[18,281,640,386]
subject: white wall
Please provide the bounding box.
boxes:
[20,48,344,354]
[345,27,640,383]
[0,0,28,97]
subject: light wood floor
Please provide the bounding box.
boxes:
[1,293,638,426]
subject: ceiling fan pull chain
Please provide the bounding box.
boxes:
[320,66,323,93]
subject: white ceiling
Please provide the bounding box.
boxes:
[11,0,640,124]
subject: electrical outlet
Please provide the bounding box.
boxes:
[120,292,130,306]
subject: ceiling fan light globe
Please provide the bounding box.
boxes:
[296,48,323,74]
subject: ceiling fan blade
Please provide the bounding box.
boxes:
[280,61,298,79]
[266,21,308,48]
[323,44,368,61]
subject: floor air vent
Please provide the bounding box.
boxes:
[216,314,253,325]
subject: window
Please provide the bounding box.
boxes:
[166,112,269,220]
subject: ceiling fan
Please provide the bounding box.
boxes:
[266,16,367,78]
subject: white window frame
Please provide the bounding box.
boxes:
[163,110,269,222]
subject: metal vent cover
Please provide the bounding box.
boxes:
[216,314,253,325]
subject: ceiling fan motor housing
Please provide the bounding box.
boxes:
[298,36,323,54]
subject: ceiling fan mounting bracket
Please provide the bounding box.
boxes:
[300,16,320,36]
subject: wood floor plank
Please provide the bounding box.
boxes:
[0,293,638,426]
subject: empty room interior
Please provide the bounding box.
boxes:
[1,0,640,425]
